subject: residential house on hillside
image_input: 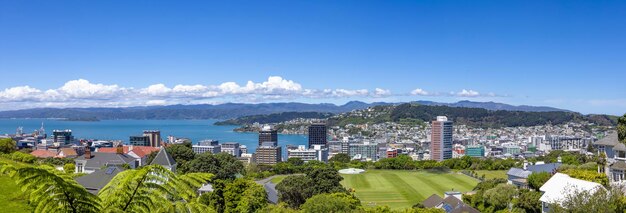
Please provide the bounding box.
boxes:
[539,173,603,213]
[422,191,480,213]
[97,145,159,166]
[75,147,138,174]
[30,149,58,158]
[593,132,626,184]
[151,148,177,172]
[30,146,84,159]
[76,166,124,194]
[57,147,78,158]
[507,161,561,188]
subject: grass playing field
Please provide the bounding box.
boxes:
[474,170,508,180]
[340,170,479,209]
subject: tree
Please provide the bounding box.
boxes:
[256,203,299,213]
[305,166,346,195]
[99,164,213,212]
[276,175,313,208]
[515,189,542,213]
[223,179,267,213]
[286,157,304,167]
[185,152,244,179]
[550,186,626,213]
[0,164,101,213]
[527,172,551,190]
[483,184,518,210]
[276,167,347,209]
[329,153,351,164]
[561,169,609,186]
[300,193,361,213]
[166,144,196,164]
[0,138,16,154]
[64,163,75,174]
[199,180,227,212]
[617,114,626,143]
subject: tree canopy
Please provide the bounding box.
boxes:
[527,172,551,191]
[0,138,16,154]
[184,152,244,179]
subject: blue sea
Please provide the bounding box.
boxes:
[0,119,308,154]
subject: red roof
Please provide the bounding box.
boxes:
[97,146,130,153]
[130,146,160,158]
[97,146,159,158]
[30,150,57,158]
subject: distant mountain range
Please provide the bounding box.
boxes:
[0,100,570,120]
[410,100,569,112]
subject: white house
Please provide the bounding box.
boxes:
[539,173,604,213]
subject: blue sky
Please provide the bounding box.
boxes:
[0,0,625,115]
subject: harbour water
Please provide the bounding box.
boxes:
[0,119,308,153]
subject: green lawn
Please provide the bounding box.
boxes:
[0,158,32,213]
[474,170,508,180]
[340,170,479,210]
[270,175,288,184]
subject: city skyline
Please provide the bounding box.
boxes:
[1,1,625,115]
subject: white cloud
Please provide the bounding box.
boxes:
[141,84,172,96]
[0,86,42,101]
[1,76,508,110]
[57,79,124,99]
[146,100,167,106]
[410,88,429,96]
[373,88,391,97]
[330,89,370,97]
[456,89,480,97]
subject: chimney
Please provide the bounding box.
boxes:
[85,146,92,159]
[116,145,124,155]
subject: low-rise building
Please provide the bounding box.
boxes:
[539,173,603,212]
[221,142,241,157]
[287,145,328,162]
[75,147,138,174]
[256,144,281,165]
[465,145,485,157]
[192,144,221,154]
[349,142,377,161]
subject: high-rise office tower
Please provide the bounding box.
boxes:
[308,123,327,148]
[258,125,278,146]
[430,116,453,161]
[143,130,162,147]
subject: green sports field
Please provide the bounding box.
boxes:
[340,170,479,209]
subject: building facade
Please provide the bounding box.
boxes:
[258,126,278,146]
[221,142,241,157]
[430,116,453,161]
[256,145,282,165]
[130,136,150,147]
[192,144,221,154]
[287,145,329,163]
[53,130,74,144]
[308,123,327,148]
[143,130,162,147]
[349,142,378,160]
[465,145,485,157]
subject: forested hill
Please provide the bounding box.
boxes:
[0,101,571,120]
[214,112,334,125]
[328,104,618,128]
